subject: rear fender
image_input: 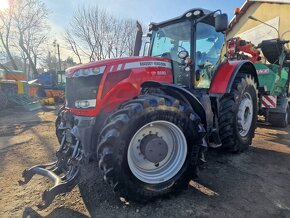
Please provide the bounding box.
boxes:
[209,60,259,94]
[141,81,206,126]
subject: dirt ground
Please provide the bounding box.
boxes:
[0,107,290,218]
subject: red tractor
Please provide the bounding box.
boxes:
[19,8,259,209]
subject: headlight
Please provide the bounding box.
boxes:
[75,99,96,108]
[72,66,105,77]
[186,12,192,18]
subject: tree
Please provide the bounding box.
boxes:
[64,30,83,64]
[42,51,57,70]
[62,56,77,69]
[0,1,18,70]
[64,5,137,62]
[12,0,50,76]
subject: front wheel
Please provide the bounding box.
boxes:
[97,94,202,202]
[219,73,258,152]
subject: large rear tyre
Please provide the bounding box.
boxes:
[218,73,258,152]
[97,94,202,202]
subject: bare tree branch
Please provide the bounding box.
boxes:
[0,0,18,70]
[64,5,138,62]
[12,0,50,75]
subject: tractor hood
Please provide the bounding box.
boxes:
[66,56,172,78]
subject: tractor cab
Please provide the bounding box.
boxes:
[147,9,227,89]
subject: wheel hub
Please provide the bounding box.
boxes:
[127,120,187,184]
[237,93,253,137]
[140,135,168,163]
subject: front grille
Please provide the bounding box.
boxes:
[66,74,102,108]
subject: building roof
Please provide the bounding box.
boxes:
[252,0,290,3]
[227,0,290,33]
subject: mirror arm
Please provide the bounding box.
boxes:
[195,10,221,23]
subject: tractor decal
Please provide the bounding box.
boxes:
[257,69,270,74]
[124,61,172,69]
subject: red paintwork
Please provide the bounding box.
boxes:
[209,61,241,94]
[227,37,261,63]
[65,56,173,116]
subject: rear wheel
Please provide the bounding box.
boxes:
[97,94,202,202]
[219,73,258,152]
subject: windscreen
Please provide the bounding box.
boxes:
[195,22,225,88]
[151,20,191,85]
[151,20,191,59]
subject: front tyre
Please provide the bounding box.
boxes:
[55,105,65,144]
[97,94,202,202]
[219,73,258,152]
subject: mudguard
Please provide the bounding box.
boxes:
[141,81,206,126]
[209,60,259,94]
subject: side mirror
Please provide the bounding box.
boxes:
[215,13,228,32]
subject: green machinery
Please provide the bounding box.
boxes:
[0,79,42,111]
[227,37,290,127]
[256,39,290,127]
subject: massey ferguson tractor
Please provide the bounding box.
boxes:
[19,8,259,210]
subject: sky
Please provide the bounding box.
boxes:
[0,0,246,60]
[45,0,246,59]
[47,0,246,32]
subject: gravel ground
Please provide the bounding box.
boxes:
[0,107,290,218]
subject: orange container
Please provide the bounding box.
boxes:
[29,85,40,96]
[5,73,27,81]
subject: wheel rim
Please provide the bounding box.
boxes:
[237,92,253,137]
[127,120,187,184]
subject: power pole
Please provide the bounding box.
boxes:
[53,40,58,75]
[57,44,61,71]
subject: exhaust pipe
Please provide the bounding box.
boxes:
[133,21,143,56]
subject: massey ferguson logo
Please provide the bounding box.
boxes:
[140,61,167,67]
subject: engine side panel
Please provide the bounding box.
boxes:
[66,57,173,116]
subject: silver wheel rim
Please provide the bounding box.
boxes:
[237,92,253,137]
[127,120,187,184]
